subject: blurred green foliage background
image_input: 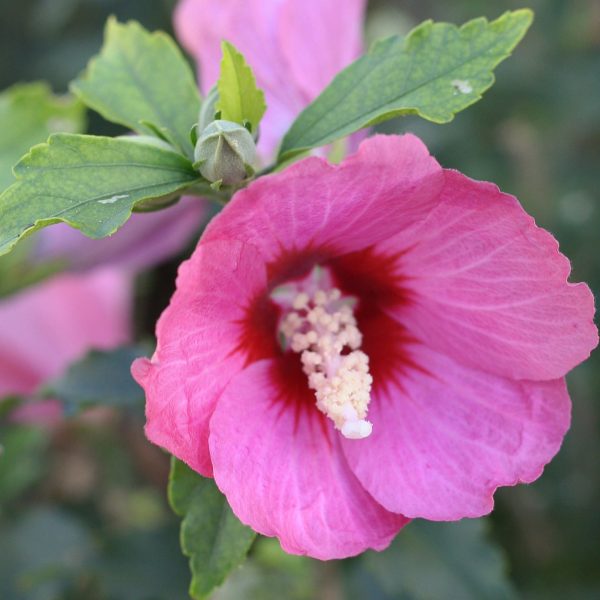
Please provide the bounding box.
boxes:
[0,0,598,598]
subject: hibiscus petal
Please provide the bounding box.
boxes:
[34,196,205,272]
[342,342,571,520]
[132,240,270,476]
[279,0,366,100]
[386,170,598,380]
[209,359,407,559]
[203,135,444,277]
[0,269,131,396]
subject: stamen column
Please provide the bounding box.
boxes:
[280,287,373,439]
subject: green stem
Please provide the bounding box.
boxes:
[255,163,278,177]
[186,182,232,204]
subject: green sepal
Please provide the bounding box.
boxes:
[190,124,200,148]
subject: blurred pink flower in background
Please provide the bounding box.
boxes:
[0,178,204,423]
[175,0,366,158]
[133,134,597,559]
[34,199,206,272]
[0,269,131,424]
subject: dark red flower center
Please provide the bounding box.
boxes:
[238,246,418,433]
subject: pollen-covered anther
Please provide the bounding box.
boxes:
[280,287,373,439]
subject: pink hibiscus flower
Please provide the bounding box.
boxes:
[132,135,597,559]
[174,0,366,159]
[1,269,131,424]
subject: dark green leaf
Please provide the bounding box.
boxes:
[168,458,256,599]
[0,508,95,600]
[279,10,533,159]
[0,134,200,256]
[96,527,190,600]
[72,18,201,157]
[43,345,150,416]
[0,425,49,508]
[0,82,85,192]
[345,519,516,600]
[0,395,23,420]
[217,41,266,133]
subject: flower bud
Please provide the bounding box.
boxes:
[194,120,256,185]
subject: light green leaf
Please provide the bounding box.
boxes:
[0,134,200,257]
[71,18,201,157]
[0,83,82,295]
[43,345,150,416]
[216,41,267,132]
[0,82,85,192]
[279,9,533,160]
[168,458,256,599]
[345,519,516,600]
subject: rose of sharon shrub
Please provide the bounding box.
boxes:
[133,135,597,559]
[34,0,366,272]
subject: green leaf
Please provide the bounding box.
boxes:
[279,9,533,160]
[0,508,95,600]
[42,345,150,416]
[0,83,81,294]
[168,458,256,599]
[216,41,267,133]
[97,527,190,600]
[345,519,516,600]
[71,18,201,157]
[0,241,67,299]
[0,133,200,256]
[215,537,318,600]
[0,82,85,192]
[0,425,49,508]
[0,396,23,420]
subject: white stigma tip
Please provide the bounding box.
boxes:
[280,284,374,440]
[342,419,373,440]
